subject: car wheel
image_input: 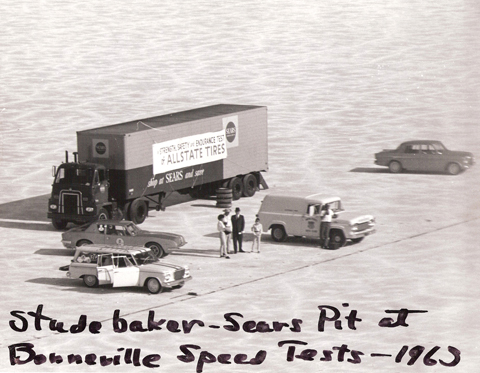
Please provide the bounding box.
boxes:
[271,225,287,242]
[52,219,68,230]
[130,198,148,224]
[388,161,402,173]
[351,237,364,244]
[83,275,98,288]
[77,239,93,246]
[447,162,461,175]
[242,174,258,197]
[228,177,244,200]
[146,278,162,294]
[146,242,165,258]
[97,207,110,220]
[328,231,346,250]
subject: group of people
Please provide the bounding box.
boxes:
[217,207,262,258]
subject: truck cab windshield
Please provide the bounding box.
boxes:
[55,165,94,185]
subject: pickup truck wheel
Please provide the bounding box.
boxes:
[447,162,461,175]
[146,278,162,294]
[52,219,68,230]
[83,275,98,288]
[271,225,287,242]
[228,177,244,200]
[242,174,257,197]
[97,207,110,220]
[328,231,346,250]
[146,243,165,258]
[388,161,402,173]
[77,239,93,246]
[130,199,148,224]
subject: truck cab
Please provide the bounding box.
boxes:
[257,193,376,249]
[48,153,110,229]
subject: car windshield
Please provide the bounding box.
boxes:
[432,142,446,151]
[125,223,141,236]
[133,251,158,265]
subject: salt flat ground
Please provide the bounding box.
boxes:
[1,0,479,372]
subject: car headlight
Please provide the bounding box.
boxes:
[351,225,358,231]
[86,207,94,212]
[164,272,174,282]
[50,204,57,210]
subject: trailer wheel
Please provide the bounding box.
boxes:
[52,219,68,230]
[242,174,258,197]
[228,177,244,200]
[130,199,148,224]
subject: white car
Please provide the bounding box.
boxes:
[66,244,191,293]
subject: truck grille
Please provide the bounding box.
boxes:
[60,190,83,215]
[174,269,185,280]
[356,222,371,231]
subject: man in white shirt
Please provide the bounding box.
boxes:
[320,204,333,248]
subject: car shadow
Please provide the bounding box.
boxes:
[34,248,74,256]
[26,277,179,295]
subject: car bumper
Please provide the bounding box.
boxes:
[348,228,376,239]
[62,240,75,249]
[164,275,192,288]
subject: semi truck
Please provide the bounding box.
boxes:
[48,104,268,229]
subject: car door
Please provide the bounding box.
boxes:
[423,144,445,171]
[111,256,140,287]
[301,204,321,238]
[104,224,126,246]
[97,254,114,285]
[400,144,420,170]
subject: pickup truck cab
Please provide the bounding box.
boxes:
[257,194,376,249]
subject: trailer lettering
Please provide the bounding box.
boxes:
[166,171,184,183]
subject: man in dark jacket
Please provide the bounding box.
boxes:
[231,207,245,253]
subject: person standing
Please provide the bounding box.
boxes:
[217,214,229,258]
[223,208,233,254]
[320,204,334,248]
[251,217,262,253]
[231,207,245,253]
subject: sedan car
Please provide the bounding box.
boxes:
[66,245,191,293]
[61,219,186,257]
[375,140,474,175]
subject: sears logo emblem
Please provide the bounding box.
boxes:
[225,121,237,143]
[95,142,107,155]
[92,139,109,158]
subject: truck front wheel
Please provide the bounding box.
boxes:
[328,230,346,250]
[130,199,148,224]
[52,219,68,230]
[271,225,287,242]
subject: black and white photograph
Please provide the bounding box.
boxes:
[1,1,479,372]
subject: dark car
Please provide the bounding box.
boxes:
[374,140,474,175]
[61,220,186,257]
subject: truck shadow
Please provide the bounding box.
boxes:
[0,192,203,232]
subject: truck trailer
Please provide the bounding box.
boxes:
[48,104,268,229]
